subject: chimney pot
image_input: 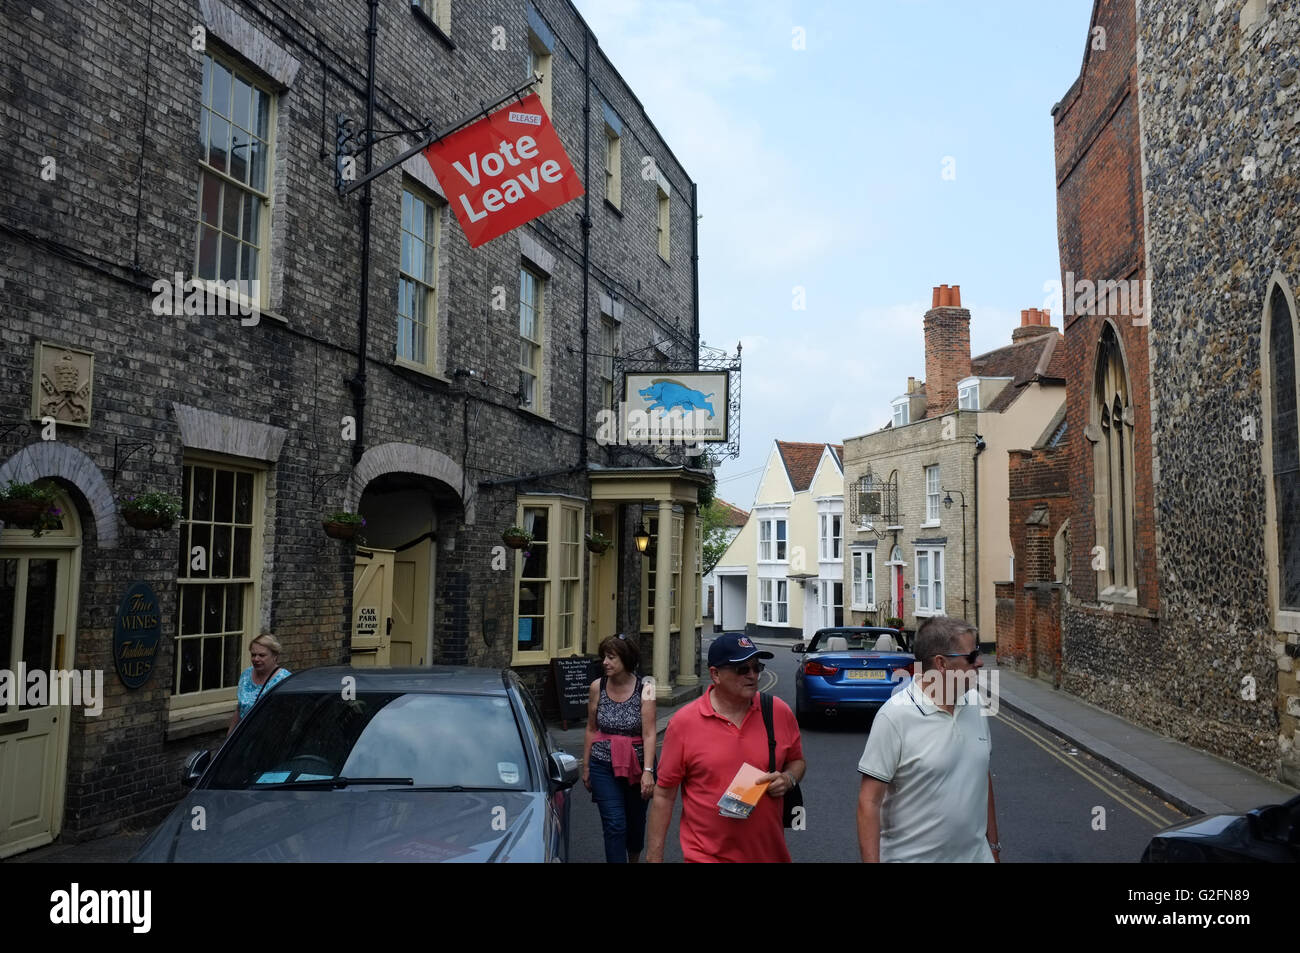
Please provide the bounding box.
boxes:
[1021,309,1030,326]
[932,287,940,309]
[1043,307,1051,325]
[950,285,961,306]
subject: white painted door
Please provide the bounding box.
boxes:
[0,551,73,858]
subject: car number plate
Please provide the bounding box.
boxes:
[846,670,886,680]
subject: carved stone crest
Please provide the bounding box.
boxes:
[32,342,93,428]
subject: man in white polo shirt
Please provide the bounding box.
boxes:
[856,616,1000,862]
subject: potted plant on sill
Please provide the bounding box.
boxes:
[885,616,904,631]
[502,525,533,550]
[120,490,182,531]
[585,530,611,554]
[323,511,365,540]
[0,480,62,536]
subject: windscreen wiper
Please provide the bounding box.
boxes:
[253,776,414,789]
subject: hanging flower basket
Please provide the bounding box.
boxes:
[502,526,533,550]
[323,511,365,540]
[0,480,61,536]
[585,531,611,554]
[120,490,181,531]
[0,498,50,527]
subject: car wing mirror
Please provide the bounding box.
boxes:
[548,751,580,790]
[183,749,212,788]
[791,642,805,653]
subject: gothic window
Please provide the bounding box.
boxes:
[1266,284,1300,610]
[1093,323,1136,597]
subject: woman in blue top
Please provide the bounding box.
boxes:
[227,632,291,735]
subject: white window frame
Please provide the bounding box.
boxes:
[831,513,842,560]
[851,549,875,611]
[413,0,451,33]
[604,124,621,210]
[194,50,276,312]
[758,517,787,563]
[892,397,909,428]
[914,547,945,617]
[519,266,545,413]
[397,181,442,373]
[776,580,788,624]
[924,465,940,525]
[526,31,553,115]
[599,316,616,411]
[958,377,980,410]
[175,456,265,703]
[760,579,774,623]
[513,496,585,664]
[657,184,670,261]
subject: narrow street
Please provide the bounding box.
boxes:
[569,636,1189,862]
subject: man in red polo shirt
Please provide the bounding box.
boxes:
[646,634,806,863]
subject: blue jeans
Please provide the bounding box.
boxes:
[589,759,647,863]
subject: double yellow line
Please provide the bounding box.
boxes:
[994,711,1183,829]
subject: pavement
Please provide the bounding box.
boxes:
[7,641,1296,863]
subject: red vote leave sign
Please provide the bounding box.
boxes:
[423,93,584,248]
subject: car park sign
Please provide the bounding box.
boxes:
[423,93,584,248]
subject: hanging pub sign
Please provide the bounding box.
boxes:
[423,93,584,248]
[113,581,162,689]
[619,372,730,444]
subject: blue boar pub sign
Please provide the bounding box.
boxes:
[616,372,729,444]
[113,581,162,689]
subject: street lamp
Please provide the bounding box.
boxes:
[634,523,651,554]
[942,487,968,621]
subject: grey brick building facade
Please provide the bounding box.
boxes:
[0,0,706,852]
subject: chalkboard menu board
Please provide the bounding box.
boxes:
[551,655,601,727]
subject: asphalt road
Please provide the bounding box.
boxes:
[568,636,1190,862]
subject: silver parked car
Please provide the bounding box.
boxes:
[134,666,579,862]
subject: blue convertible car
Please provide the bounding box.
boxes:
[793,627,915,728]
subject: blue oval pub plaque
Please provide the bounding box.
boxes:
[113,581,162,689]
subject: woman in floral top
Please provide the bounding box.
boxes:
[227,632,291,735]
[583,635,657,862]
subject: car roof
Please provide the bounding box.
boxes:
[273,666,511,696]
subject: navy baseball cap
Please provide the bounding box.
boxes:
[708,634,774,668]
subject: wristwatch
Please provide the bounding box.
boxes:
[988,841,1002,852]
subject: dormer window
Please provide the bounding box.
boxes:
[891,397,909,427]
[958,378,979,410]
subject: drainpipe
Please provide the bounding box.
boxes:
[579,26,591,470]
[349,0,379,466]
[691,182,700,364]
[973,432,985,640]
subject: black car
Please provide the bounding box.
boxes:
[134,666,580,862]
[1141,793,1300,862]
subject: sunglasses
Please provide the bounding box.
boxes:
[723,661,765,676]
[939,648,982,664]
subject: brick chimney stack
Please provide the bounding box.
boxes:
[1012,306,1056,342]
[923,284,971,417]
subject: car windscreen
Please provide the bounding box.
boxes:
[208,691,533,791]
[809,631,901,652]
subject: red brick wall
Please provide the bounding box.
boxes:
[1053,0,1157,612]
[923,305,972,418]
[1003,449,1068,683]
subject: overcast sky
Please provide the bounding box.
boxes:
[571,0,1097,509]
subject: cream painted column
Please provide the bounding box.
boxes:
[678,505,699,687]
[653,499,673,700]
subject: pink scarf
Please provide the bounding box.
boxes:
[591,731,643,783]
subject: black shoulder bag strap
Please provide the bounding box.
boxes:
[760,692,803,828]
[253,666,281,707]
